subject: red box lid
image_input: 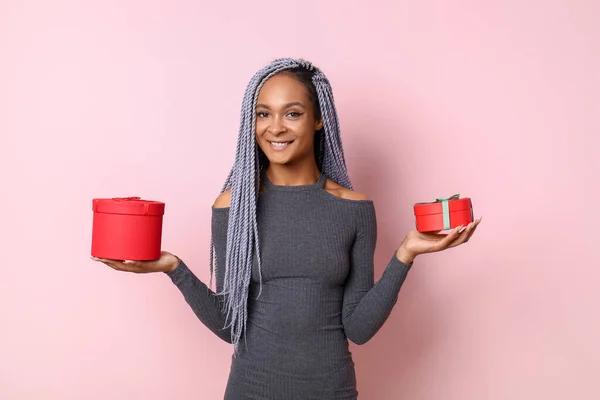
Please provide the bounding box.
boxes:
[93,197,165,216]
[414,197,472,216]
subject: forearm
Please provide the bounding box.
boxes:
[165,259,233,343]
[342,254,412,345]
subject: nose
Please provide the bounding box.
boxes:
[268,115,286,136]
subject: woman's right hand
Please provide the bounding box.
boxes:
[91,251,180,274]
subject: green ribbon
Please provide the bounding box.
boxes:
[435,194,460,229]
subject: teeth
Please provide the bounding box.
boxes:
[271,141,291,149]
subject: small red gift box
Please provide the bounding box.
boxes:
[91,197,165,261]
[413,194,473,232]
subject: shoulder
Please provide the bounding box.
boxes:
[323,179,370,202]
[213,188,231,208]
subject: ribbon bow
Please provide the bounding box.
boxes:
[112,197,141,202]
[434,194,460,202]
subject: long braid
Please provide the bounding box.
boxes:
[312,70,353,190]
[208,58,353,354]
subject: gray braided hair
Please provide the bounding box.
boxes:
[209,58,353,353]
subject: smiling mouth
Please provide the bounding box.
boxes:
[268,140,294,150]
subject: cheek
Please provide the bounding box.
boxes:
[298,123,316,143]
[254,126,268,150]
[255,120,266,134]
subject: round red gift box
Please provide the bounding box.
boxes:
[413,196,473,232]
[91,197,165,261]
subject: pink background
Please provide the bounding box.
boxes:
[2,1,598,399]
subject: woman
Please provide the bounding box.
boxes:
[94,58,481,399]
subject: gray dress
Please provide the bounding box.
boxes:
[166,172,412,399]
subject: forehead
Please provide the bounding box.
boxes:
[257,74,309,104]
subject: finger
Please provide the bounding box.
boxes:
[121,260,147,272]
[419,230,460,241]
[91,256,121,269]
[91,256,120,270]
[465,218,481,241]
[95,258,145,273]
[431,225,464,251]
[464,218,481,239]
[424,221,477,240]
[448,220,478,248]
[91,256,125,263]
[113,260,146,273]
[101,260,124,271]
[420,233,450,241]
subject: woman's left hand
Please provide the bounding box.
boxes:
[396,218,482,264]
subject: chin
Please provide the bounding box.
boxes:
[258,144,292,165]
[258,140,312,166]
[264,153,294,165]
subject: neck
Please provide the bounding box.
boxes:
[265,159,321,186]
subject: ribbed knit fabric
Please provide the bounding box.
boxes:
[165,172,412,399]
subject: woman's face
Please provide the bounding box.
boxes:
[255,73,323,167]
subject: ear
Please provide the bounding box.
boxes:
[315,119,323,131]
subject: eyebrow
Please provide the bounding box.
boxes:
[256,102,306,110]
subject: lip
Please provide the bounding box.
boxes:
[267,140,294,151]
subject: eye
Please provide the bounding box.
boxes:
[256,112,269,118]
[287,112,303,118]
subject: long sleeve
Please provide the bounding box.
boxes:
[341,202,412,345]
[164,207,232,343]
